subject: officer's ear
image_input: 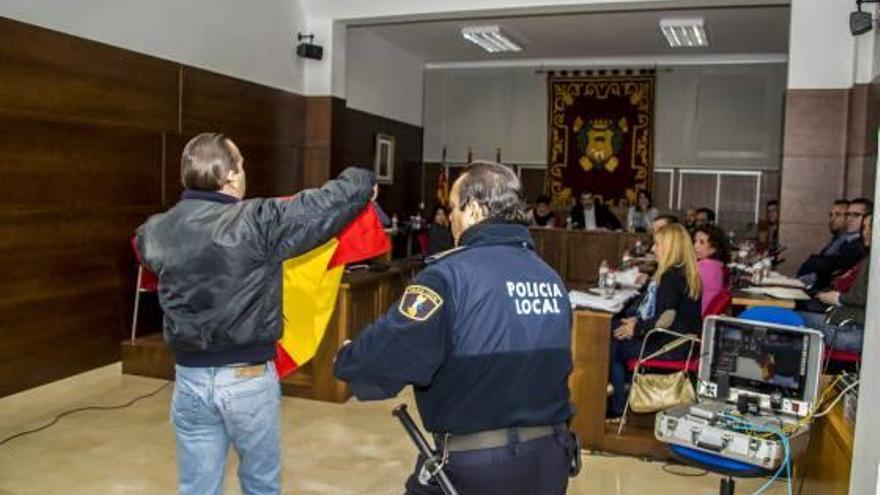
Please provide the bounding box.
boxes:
[463,200,485,226]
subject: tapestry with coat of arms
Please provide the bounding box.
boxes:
[546,74,654,207]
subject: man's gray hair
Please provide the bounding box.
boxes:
[180,133,241,191]
[456,161,528,224]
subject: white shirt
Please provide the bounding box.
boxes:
[582,207,597,231]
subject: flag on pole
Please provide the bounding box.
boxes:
[436,146,450,209]
[274,203,390,378]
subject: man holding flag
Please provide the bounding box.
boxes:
[135,132,376,495]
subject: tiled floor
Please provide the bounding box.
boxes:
[0,364,788,495]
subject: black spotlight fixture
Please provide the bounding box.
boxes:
[296,33,323,60]
[851,0,879,36]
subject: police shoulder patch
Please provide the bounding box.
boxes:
[398,285,444,322]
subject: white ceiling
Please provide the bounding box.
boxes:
[353,5,790,65]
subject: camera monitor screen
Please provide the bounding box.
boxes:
[701,317,823,411]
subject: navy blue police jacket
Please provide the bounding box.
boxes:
[333,221,573,435]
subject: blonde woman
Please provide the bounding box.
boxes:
[608,223,702,417]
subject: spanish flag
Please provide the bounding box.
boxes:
[436,167,449,209]
[274,204,390,378]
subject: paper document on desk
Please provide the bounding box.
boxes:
[615,267,644,289]
[569,289,639,313]
[759,272,806,288]
[741,286,811,301]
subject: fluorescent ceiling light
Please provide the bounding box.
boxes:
[660,18,709,48]
[461,25,522,53]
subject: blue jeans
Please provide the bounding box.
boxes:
[171,362,281,495]
[799,311,864,352]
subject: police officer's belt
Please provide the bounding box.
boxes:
[438,424,561,452]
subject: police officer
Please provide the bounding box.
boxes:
[334,161,577,495]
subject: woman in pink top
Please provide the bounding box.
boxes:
[693,224,730,315]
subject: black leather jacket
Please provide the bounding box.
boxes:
[135,167,375,366]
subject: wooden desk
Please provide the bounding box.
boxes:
[731,291,797,310]
[799,379,854,495]
[531,228,650,288]
[282,259,422,402]
[569,310,670,460]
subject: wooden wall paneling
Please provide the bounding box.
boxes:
[0,18,178,131]
[180,67,305,145]
[0,117,164,207]
[340,107,424,217]
[0,18,312,397]
[0,206,154,396]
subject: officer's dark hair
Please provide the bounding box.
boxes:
[535,194,551,206]
[850,197,874,215]
[695,207,716,223]
[767,199,779,208]
[456,161,528,224]
[834,199,850,207]
[181,132,242,191]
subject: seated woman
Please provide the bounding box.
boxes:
[627,190,660,233]
[693,224,730,315]
[608,223,702,417]
[800,213,871,352]
[427,206,454,255]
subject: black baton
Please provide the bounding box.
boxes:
[392,404,459,495]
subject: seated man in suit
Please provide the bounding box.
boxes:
[569,191,622,231]
[797,198,870,291]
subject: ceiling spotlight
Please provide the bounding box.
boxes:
[660,18,709,48]
[461,25,522,53]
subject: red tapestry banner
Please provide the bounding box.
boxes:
[547,74,654,207]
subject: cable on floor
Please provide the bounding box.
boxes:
[0,380,171,448]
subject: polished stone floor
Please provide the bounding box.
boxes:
[0,364,788,495]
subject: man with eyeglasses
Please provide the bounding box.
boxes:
[798,198,872,291]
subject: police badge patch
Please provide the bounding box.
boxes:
[398,285,443,322]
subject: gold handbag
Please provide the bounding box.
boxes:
[627,370,695,413]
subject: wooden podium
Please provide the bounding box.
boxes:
[569,309,670,460]
[530,228,649,288]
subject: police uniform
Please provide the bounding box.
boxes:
[333,221,576,495]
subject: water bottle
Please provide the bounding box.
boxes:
[566,216,573,230]
[391,213,399,232]
[598,260,610,294]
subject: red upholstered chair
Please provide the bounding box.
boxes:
[623,290,728,375]
[415,231,430,256]
[702,289,732,318]
[130,236,159,343]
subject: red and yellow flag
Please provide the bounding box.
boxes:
[436,166,450,209]
[274,204,390,378]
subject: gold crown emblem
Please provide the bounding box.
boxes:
[590,118,612,129]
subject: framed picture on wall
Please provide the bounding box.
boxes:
[374,133,395,184]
